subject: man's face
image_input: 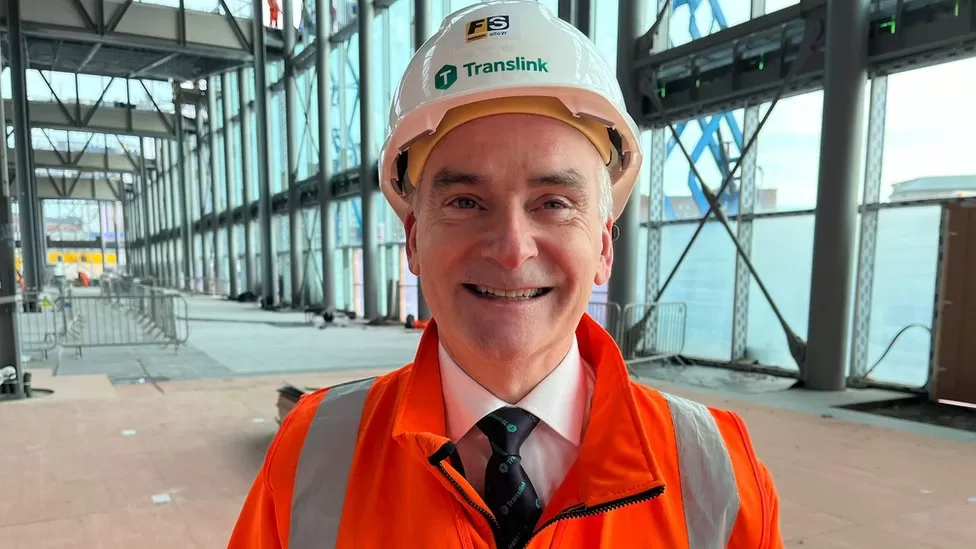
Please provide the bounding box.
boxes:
[404,114,614,364]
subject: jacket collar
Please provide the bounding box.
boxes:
[391,315,665,512]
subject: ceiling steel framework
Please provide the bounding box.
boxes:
[635,0,976,127]
[0,0,287,81]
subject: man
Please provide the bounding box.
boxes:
[229,2,782,548]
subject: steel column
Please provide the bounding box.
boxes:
[643,0,669,315]
[8,0,39,294]
[196,110,210,292]
[731,0,767,360]
[0,74,22,399]
[253,0,277,306]
[238,68,256,293]
[160,142,171,284]
[175,105,194,289]
[804,0,870,390]
[208,77,222,293]
[317,0,336,310]
[169,141,180,286]
[850,76,888,381]
[139,140,153,280]
[414,0,432,321]
[607,0,648,312]
[113,202,122,271]
[121,197,132,273]
[557,0,592,36]
[221,72,239,298]
[358,0,379,319]
[731,106,760,359]
[99,203,108,271]
[283,0,302,306]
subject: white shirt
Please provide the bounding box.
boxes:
[438,338,595,505]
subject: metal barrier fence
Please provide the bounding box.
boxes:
[99,277,189,350]
[586,301,687,361]
[12,294,63,359]
[10,278,189,359]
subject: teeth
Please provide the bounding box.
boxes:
[474,285,543,299]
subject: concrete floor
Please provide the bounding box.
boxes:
[2,294,975,548]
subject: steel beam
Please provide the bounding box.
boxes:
[238,67,256,294]
[358,0,378,320]
[607,0,646,313]
[317,0,335,310]
[253,0,276,306]
[283,0,302,306]
[0,0,272,60]
[208,78,222,292]
[34,173,125,199]
[221,72,239,298]
[2,99,179,140]
[635,0,975,127]
[804,0,870,391]
[16,148,140,173]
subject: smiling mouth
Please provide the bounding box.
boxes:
[462,284,553,300]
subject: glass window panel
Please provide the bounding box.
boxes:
[663,110,745,220]
[881,58,976,203]
[669,0,750,48]
[745,214,814,369]
[764,0,801,13]
[867,206,941,387]
[659,221,736,360]
[343,37,362,168]
[592,1,619,68]
[754,91,824,213]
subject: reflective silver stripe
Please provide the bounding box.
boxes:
[290,377,376,549]
[662,393,740,549]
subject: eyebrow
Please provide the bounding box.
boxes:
[429,167,589,193]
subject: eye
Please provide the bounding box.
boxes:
[451,197,478,209]
[541,199,570,210]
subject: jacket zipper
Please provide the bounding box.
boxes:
[522,485,667,546]
[435,462,502,538]
[431,442,665,548]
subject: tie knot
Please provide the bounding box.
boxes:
[476,406,539,456]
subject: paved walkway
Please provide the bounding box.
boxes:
[2,295,974,548]
[2,366,974,548]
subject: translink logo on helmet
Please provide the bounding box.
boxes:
[434,57,549,91]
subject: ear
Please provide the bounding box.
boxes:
[594,218,614,286]
[405,210,421,276]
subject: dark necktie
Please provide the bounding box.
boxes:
[476,406,543,549]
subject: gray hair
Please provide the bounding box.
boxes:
[409,161,614,221]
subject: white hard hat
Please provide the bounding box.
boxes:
[379,0,643,221]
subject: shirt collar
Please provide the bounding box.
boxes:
[438,336,591,447]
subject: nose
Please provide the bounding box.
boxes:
[480,206,539,271]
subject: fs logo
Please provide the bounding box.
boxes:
[465,15,511,42]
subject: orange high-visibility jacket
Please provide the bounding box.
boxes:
[229,315,782,549]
